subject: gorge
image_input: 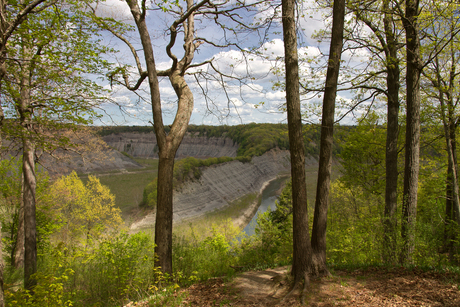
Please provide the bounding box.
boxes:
[100,131,312,230]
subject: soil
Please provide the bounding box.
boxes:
[182,266,460,306]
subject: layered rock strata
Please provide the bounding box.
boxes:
[41,150,143,175]
[2,143,142,176]
[130,148,297,230]
[102,132,238,159]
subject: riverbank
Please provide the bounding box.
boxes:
[232,176,287,230]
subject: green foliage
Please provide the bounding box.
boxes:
[5,268,74,307]
[173,220,239,284]
[338,112,390,195]
[328,181,384,265]
[0,157,56,265]
[49,171,123,244]
[233,182,294,270]
[66,231,162,306]
[142,179,158,208]
[414,160,453,266]
[226,123,290,157]
[235,210,293,270]
[5,231,182,307]
[269,180,293,230]
[1,0,116,148]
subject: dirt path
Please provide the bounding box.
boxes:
[183,266,460,306]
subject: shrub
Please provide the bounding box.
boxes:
[173,220,239,284]
[5,231,174,307]
[49,171,123,244]
[67,231,161,306]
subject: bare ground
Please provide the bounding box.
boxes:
[182,266,460,306]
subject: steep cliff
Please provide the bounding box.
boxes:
[39,149,143,175]
[130,149,319,230]
[2,138,143,177]
[102,132,238,158]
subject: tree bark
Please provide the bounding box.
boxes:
[383,0,400,264]
[154,154,175,273]
[13,174,25,268]
[17,35,37,289]
[438,57,460,263]
[310,0,345,276]
[400,0,422,264]
[282,0,312,284]
[23,137,37,290]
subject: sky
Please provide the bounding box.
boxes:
[93,0,369,127]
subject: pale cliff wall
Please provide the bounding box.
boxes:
[2,140,143,176]
[130,149,318,230]
[40,150,143,175]
[102,132,238,158]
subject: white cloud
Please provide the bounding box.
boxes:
[91,0,133,20]
[266,91,285,101]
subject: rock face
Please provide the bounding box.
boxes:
[2,140,143,177]
[102,132,238,158]
[173,149,291,221]
[130,148,313,230]
[41,150,143,176]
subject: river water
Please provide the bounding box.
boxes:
[242,176,289,236]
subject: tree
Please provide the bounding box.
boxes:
[281,0,312,288]
[421,0,460,262]
[96,0,272,274]
[0,0,58,301]
[400,0,422,264]
[1,0,112,290]
[310,0,345,276]
[301,0,405,263]
[345,0,404,264]
[50,171,122,243]
[282,0,344,295]
[381,0,403,265]
[339,112,387,197]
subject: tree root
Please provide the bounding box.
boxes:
[301,272,310,304]
[281,271,310,304]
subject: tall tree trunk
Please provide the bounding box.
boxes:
[444,137,459,263]
[383,0,400,264]
[282,0,312,284]
[154,154,175,273]
[13,174,25,268]
[439,57,460,263]
[447,124,459,263]
[126,0,198,273]
[401,0,422,264]
[23,137,37,290]
[310,0,345,277]
[17,37,37,289]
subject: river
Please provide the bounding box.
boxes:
[242,176,289,236]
